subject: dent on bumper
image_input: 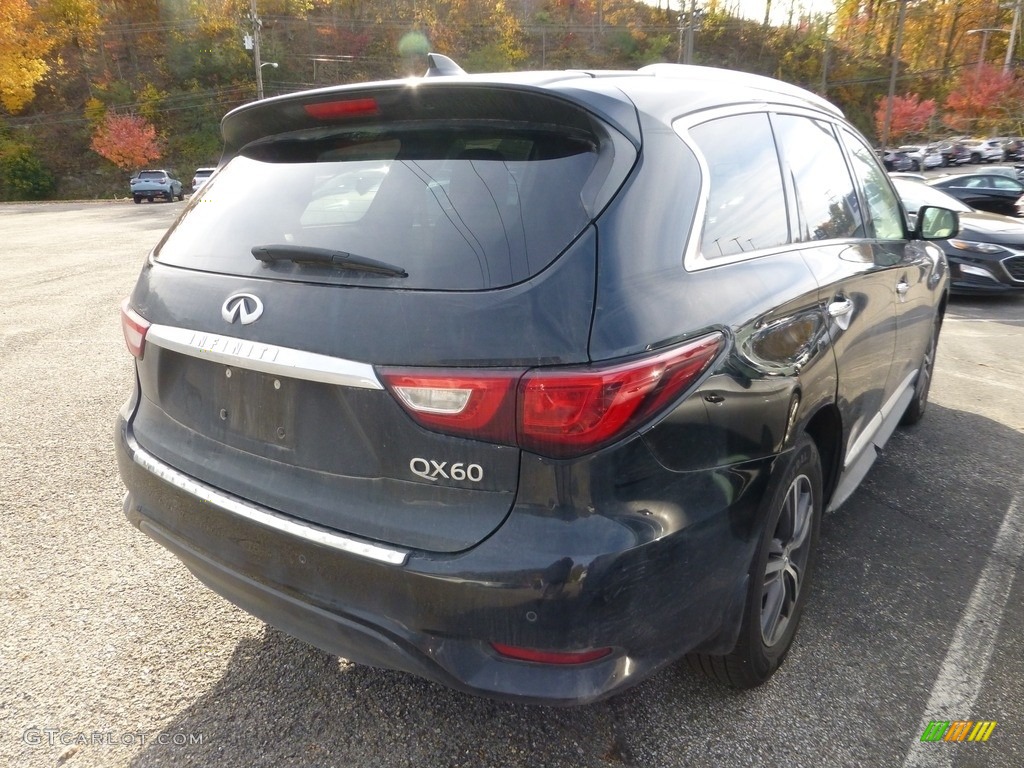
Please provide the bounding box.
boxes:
[115,416,760,704]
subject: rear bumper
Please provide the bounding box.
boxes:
[130,186,174,196]
[115,413,768,705]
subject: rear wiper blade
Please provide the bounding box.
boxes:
[252,244,408,277]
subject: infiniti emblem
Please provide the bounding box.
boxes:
[221,293,264,325]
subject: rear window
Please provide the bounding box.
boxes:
[154,116,626,290]
[139,171,165,179]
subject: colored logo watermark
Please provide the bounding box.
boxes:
[920,721,997,742]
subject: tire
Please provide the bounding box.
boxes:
[688,434,822,688]
[911,160,921,171]
[133,196,141,204]
[901,313,942,426]
[177,190,184,201]
[147,196,154,203]
[165,191,173,201]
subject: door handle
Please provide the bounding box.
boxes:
[896,280,910,299]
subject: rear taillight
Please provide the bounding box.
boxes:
[518,334,723,457]
[120,299,150,359]
[380,332,723,458]
[383,370,521,445]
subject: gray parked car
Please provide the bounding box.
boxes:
[130,169,184,203]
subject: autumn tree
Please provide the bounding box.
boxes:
[90,112,163,170]
[874,93,936,143]
[944,64,1024,135]
[0,0,53,113]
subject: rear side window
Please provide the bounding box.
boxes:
[772,114,863,241]
[689,113,789,259]
[154,114,627,290]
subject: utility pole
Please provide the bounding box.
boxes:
[685,0,696,64]
[249,0,265,99]
[881,0,908,150]
[820,15,831,96]
[1005,0,1022,74]
[967,28,1010,78]
[676,2,684,63]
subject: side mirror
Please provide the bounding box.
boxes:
[915,206,958,240]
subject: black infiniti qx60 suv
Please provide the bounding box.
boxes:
[116,55,957,705]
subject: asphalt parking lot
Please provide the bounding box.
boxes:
[1,200,1021,768]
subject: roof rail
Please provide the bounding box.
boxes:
[424,53,466,78]
[639,63,842,116]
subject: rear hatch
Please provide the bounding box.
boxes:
[127,81,637,552]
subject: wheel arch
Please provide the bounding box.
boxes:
[803,403,843,511]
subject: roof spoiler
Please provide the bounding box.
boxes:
[424,53,466,78]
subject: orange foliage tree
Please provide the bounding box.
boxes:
[0,0,53,113]
[874,93,936,144]
[90,112,163,170]
[944,64,1024,135]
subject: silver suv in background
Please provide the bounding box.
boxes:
[897,144,943,170]
[962,139,1005,163]
[191,167,216,192]
[130,170,184,203]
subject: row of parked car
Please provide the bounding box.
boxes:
[128,167,216,203]
[881,137,1024,172]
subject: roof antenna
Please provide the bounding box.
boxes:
[424,53,466,77]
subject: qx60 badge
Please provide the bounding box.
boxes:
[410,458,484,483]
[222,293,264,325]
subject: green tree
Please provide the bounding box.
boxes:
[0,142,56,200]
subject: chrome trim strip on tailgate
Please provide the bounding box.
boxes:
[126,433,409,566]
[146,324,384,389]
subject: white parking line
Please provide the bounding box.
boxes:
[902,473,1024,767]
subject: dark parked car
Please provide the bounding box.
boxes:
[937,141,971,167]
[929,173,1024,217]
[116,56,956,705]
[1002,137,1024,162]
[894,177,1024,294]
[129,169,183,203]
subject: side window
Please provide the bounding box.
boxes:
[689,113,789,259]
[840,128,905,240]
[992,176,1023,191]
[772,114,862,241]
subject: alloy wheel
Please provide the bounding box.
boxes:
[761,473,814,647]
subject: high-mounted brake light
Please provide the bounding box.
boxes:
[120,299,150,359]
[303,98,380,120]
[380,332,724,458]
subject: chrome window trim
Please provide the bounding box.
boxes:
[126,432,409,566]
[146,324,384,390]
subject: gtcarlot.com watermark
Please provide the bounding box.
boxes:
[23,727,204,748]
